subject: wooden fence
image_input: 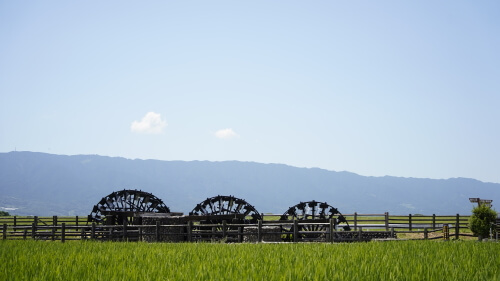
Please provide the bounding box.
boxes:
[0,213,475,242]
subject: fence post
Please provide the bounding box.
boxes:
[81,228,85,240]
[3,224,6,240]
[53,216,57,226]
[424,228,428,240]
[51,225,56,241]
[238,227,243,243]
[443,224,449,240]
[258,220,263,242]
[34,216,38,227]
[155,221,160,242]
[91,223,96,239]
[13,216,17,227]
[211,227,216,240]
[432,214,436,229]
[32,223,36,239]
[354,212,358,231]
[293,220,298,242]
[455,214,460,240]
[75,216,79,231]
[385,212,389,231]
[408,214,412,232]
[329,218,334,242]
[123,220,128,241]
[139,226,143,242]
[61,223,66,243]
[222,220,227,240]
[187,221,193,242]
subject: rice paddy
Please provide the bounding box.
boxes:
[1,240,499,281]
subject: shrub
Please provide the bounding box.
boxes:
[0,210,10,216]
[468,204,497,238]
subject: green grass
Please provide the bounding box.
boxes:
[1,240,499,281]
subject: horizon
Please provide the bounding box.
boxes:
[1,2,499,184]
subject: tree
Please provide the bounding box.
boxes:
[0,210,10,216]
[468,204,497,239]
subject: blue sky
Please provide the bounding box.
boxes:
[1,1,499,183]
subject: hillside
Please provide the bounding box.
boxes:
[0,151,498,216]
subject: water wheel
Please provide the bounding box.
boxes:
[188,195,262,242]
[88,189,170,225]
[280,200,350,241]
[189,195,262,224]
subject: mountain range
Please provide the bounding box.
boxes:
[0,151,498,216]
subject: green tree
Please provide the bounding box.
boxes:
[0,210,10,216]
[468,204,497,239]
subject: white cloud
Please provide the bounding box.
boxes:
[131,112,167,134]
[215,128,239,139]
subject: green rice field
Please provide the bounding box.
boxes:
[1,240,499,281]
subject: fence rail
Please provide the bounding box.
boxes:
[0,213,476,242]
